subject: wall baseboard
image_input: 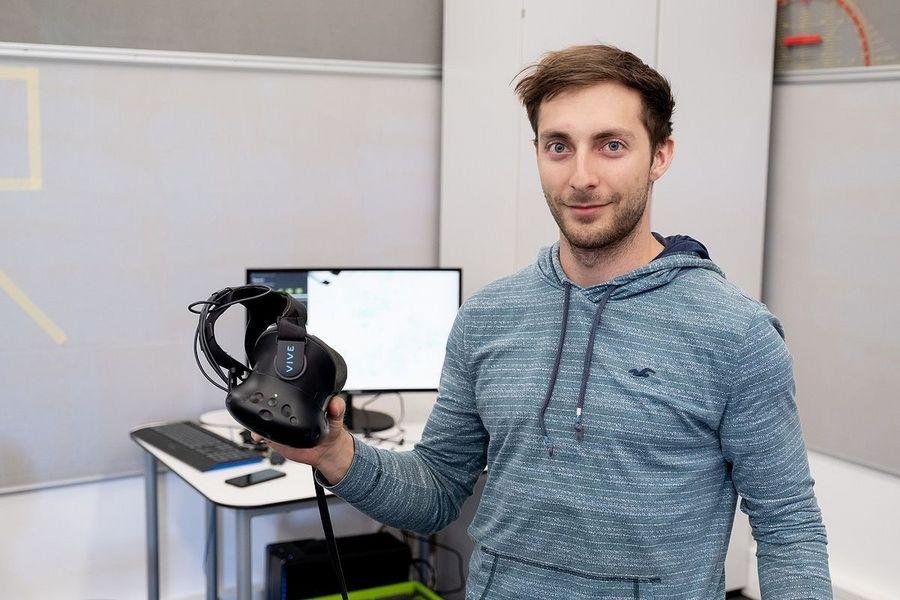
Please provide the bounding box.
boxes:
[834,587,870,600]
[832,574,900,600]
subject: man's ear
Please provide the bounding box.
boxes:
[649,137,675,182]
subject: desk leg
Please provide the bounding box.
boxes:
[236,509,252,600]
[206,500,218,600]
[144,453,160,600]
[418,536,430,582]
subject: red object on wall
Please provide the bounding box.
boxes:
[783,34,823,47]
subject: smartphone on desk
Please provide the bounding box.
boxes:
[225,468,285,488]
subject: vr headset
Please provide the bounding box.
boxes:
[189,284,347,448]
[190,284,351,600]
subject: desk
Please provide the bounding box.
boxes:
[131,416,424,600]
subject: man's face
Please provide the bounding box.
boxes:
[535,82,662,251]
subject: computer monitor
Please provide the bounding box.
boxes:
[246,268,462,432]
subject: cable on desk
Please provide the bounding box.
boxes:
[361,392,407,445]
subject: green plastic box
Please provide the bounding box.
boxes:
[308,580,443,600]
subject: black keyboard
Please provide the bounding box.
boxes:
[132,421,263,471]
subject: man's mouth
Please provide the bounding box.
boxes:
[566,203,612,215]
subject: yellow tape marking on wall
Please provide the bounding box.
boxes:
[0,66,43,191]
[0,269,67,345]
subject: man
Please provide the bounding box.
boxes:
[265,45,832,599]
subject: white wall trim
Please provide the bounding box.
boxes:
[0,470,144,497]
[807,445,900,479]
[0,41,441,78]
[834,582,890,600]
[775,65,900,84]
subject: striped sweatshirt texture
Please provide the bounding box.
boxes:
[324,237,832,599]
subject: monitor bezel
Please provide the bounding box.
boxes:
[245,266,462,394]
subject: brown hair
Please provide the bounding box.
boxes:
[514,44,675,150]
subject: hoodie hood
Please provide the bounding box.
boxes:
[536,232,723,303]
[536,233,724,456]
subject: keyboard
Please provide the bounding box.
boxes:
[132,421,263,471]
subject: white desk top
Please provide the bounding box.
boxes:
[131,411,424,509]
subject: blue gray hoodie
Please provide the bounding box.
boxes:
[323,234,832,599]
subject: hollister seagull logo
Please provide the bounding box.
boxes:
[629,367,655,378]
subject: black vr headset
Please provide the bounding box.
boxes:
[189,284,347,448]
[190,284,351,600]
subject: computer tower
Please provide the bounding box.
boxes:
[267,532,413,600]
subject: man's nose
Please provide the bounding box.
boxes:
[569,152,598,191]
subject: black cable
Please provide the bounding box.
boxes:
[411,558,436,588]
[361,392,407,444]
[313,467,349,600]
[192,326,229,391]
[190,300,234,390]
[404,532,466,595]
[188,286,270,391]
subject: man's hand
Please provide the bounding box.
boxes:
[251,394,355,485]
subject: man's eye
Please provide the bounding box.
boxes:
[549,142,567,153]
[606,140,623,152]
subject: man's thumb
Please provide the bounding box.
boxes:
[327,394,346,423]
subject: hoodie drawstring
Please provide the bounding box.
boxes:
[574,284,617,442]
[538,282,619,456]
[538,282,572,458]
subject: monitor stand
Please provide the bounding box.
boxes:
[340,393,395,434]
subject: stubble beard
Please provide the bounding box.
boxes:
[543,180,652,266]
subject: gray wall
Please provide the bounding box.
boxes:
[764,74,900,476]
[1,0,442,64]
[0,3,442,490]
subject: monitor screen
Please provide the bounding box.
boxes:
[246,268,461,393]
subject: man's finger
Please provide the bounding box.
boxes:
[327,394,346,419]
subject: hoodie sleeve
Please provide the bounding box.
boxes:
[720,308,832,599]
[316,303,489,534]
